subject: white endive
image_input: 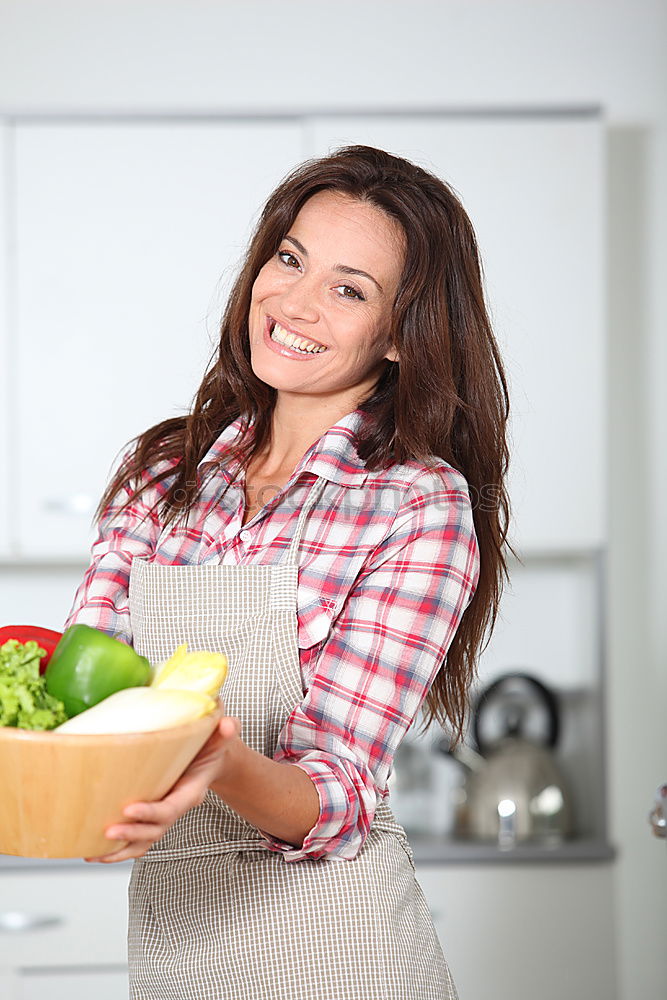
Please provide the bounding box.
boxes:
[55,687,216,734]
[151,643,228,698]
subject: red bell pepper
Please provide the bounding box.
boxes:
[0,625,63,672]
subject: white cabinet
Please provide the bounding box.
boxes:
[16,970,128,1000]
[305,116,606,554]
[11,121,304,559]
[3,113,605,560]
[1,860,617,1000]
[416,861,617,1000]
[0,123,11,558]
[0,865,130,1000]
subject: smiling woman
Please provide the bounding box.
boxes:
[64,144,514,1000]
[249,190,402,405]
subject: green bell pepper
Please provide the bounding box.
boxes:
[45,624,151,718]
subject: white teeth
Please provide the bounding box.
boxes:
[270,322,327,354]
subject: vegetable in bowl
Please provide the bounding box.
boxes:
[0,639,67,730]
[54,642,228,734]
[0,626,228,736]
[45,623,152,717]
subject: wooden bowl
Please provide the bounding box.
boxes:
[0,709,221,858]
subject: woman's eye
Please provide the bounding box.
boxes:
[276,251,364,301]
[336,284,365,301]
[278,250,300,268]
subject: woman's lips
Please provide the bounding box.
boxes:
[262,317,328,361]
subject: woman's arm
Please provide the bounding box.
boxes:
[209,733,321,844]
[260,468,480,862]
[88,716,321,863]
[89,467,479,864]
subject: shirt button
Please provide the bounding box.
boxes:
[239,529,252,543]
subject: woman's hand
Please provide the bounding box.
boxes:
[84,713,242,864]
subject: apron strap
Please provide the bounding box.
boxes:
[285,475,329,565]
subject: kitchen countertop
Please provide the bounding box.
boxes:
[406,834,616,864]
[1,836,615,870]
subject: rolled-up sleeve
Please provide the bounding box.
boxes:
[63,457,174,643]
[262,470,481,862]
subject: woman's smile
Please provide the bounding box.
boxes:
[263,315,329,360]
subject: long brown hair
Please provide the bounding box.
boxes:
[96,144,517,745]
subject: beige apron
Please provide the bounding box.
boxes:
[126,474,458,1000]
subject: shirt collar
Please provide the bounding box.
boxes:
[198,408,369,489]
[293,408,368,488]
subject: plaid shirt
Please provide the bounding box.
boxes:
[65,409,480,861]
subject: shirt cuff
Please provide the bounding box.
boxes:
[258,758,371,862]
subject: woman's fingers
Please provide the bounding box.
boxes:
[90,760,210,862]
[85,714,243,865]
[106,820,167,843]
[85,818,170,863]
[85,838,152,864]
[84,840,128,862]
[218,715,241,740]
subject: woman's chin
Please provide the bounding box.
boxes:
[249,366,298,396]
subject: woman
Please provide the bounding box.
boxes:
[65,144,513,999]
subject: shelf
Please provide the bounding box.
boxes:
[1,837,616,871]
[407,834,616,865]
[0,855,132,871]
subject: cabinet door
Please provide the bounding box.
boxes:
[305,117,606,553]
[0,867,130,970]
[18,969,128,1000]
[416,863,617,1000]
[0,123,10,557]
[13,121,304,559]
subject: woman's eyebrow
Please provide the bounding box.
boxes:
[284,235,383,293]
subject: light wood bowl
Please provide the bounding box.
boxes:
[0,708,221,858]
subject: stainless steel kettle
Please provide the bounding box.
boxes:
[441,672,574,848]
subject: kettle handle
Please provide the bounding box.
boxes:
[472,672,560,755]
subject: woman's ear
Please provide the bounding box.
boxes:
[385,345,399,363]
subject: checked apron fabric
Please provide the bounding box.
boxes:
[127,475,458,1000]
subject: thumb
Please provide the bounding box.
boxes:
[218,715,242,741]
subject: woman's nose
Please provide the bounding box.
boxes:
[279,274,320,324]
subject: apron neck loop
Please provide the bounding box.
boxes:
[285,476,329,566]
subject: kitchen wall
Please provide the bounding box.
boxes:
[0,3,665,999]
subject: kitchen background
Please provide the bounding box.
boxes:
[0,2,665,999]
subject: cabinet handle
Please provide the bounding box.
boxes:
[649,784,667,839]
[0,911,64,932]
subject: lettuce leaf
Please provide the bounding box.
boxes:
[0,639,67,730]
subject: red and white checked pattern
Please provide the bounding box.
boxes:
[65,409,480,860]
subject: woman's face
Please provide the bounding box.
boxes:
[248,190,404,411]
